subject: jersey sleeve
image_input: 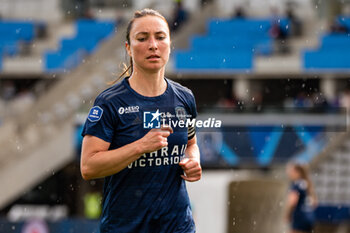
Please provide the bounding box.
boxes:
[290,180,306,194]
[187,90,198,140]
[290,183,301,193]
[81,96,116,143]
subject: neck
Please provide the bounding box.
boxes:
[128,66,167,97]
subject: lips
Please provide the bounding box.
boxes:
[146,54,160,59]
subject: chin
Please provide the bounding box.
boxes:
[144,64,165,72]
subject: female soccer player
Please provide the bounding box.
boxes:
[80,8,201,233]
[285,163,317,233]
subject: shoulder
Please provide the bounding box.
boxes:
[292,179,308,192]
[167,78,195,99]
[95,80,128,104]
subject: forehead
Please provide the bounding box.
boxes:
[131,15,169,35]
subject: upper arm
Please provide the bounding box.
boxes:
[81,97,116,144]
[287,190,299,207]
[81,135,111,166]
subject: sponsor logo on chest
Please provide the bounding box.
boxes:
[118,106,140,114]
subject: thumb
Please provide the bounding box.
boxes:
[179,158,189,166]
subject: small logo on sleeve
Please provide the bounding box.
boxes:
[88,106,103,122]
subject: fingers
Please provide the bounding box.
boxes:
[179,158,202,182]
[160,125,173,134]
[141,126,174,153]
[151,125,173,137]
[181,174,201,182]
[179,158,189,166]
[179,159,197,170]
[183,166,202,177]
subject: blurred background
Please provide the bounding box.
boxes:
[1,0,350,232]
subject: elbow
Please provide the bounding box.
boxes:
[81,165,94,180]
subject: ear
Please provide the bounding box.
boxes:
[125,41,132,57]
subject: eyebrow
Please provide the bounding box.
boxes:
[135,31,167,36]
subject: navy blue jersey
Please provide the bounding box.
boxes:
[290,179,315,232]
[82,77,197,233]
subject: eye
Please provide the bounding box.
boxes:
[157,36,165,40]
[137,38,146,42]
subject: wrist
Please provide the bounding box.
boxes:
[133,139,145,156]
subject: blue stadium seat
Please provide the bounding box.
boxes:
[321,34,350,48]
[44,19,116,72]
[0,21,36,60]
[76,19,115,40]
[174,17,290,71]
[304,49,350,70]
[45,48,86,72]
[0,21,35,42]
[174,50,253,70]
[337,16,350,30]
[208,18,272,36]
[190,35,273,55]
[60,37,99,54]
[0,38,19,56]
[303,31,350,70]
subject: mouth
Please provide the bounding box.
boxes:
[146,55,161,59]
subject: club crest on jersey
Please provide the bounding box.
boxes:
[143,109,161,129]
[88,106,103,122]
[175,106,187,121]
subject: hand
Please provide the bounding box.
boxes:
[138,126,173,153]
[179,158,202,182]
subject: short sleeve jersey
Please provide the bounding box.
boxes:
[82,77,197,233]
[290,179,312,215]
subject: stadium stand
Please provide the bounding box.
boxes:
[0,21,37,68]
[174,18,289,71]
[44,19,116,72]
[1,0,350,233]
[303,16,350,70]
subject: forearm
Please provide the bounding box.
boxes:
[81,140,143,180]
[185,143,200,162]
[285,204,295,222]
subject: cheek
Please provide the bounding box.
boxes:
[159,42,171,56]
[132,44,147,55]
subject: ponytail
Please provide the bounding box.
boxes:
[109,57,133,85]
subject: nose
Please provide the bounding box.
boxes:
[148,37,158,51]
